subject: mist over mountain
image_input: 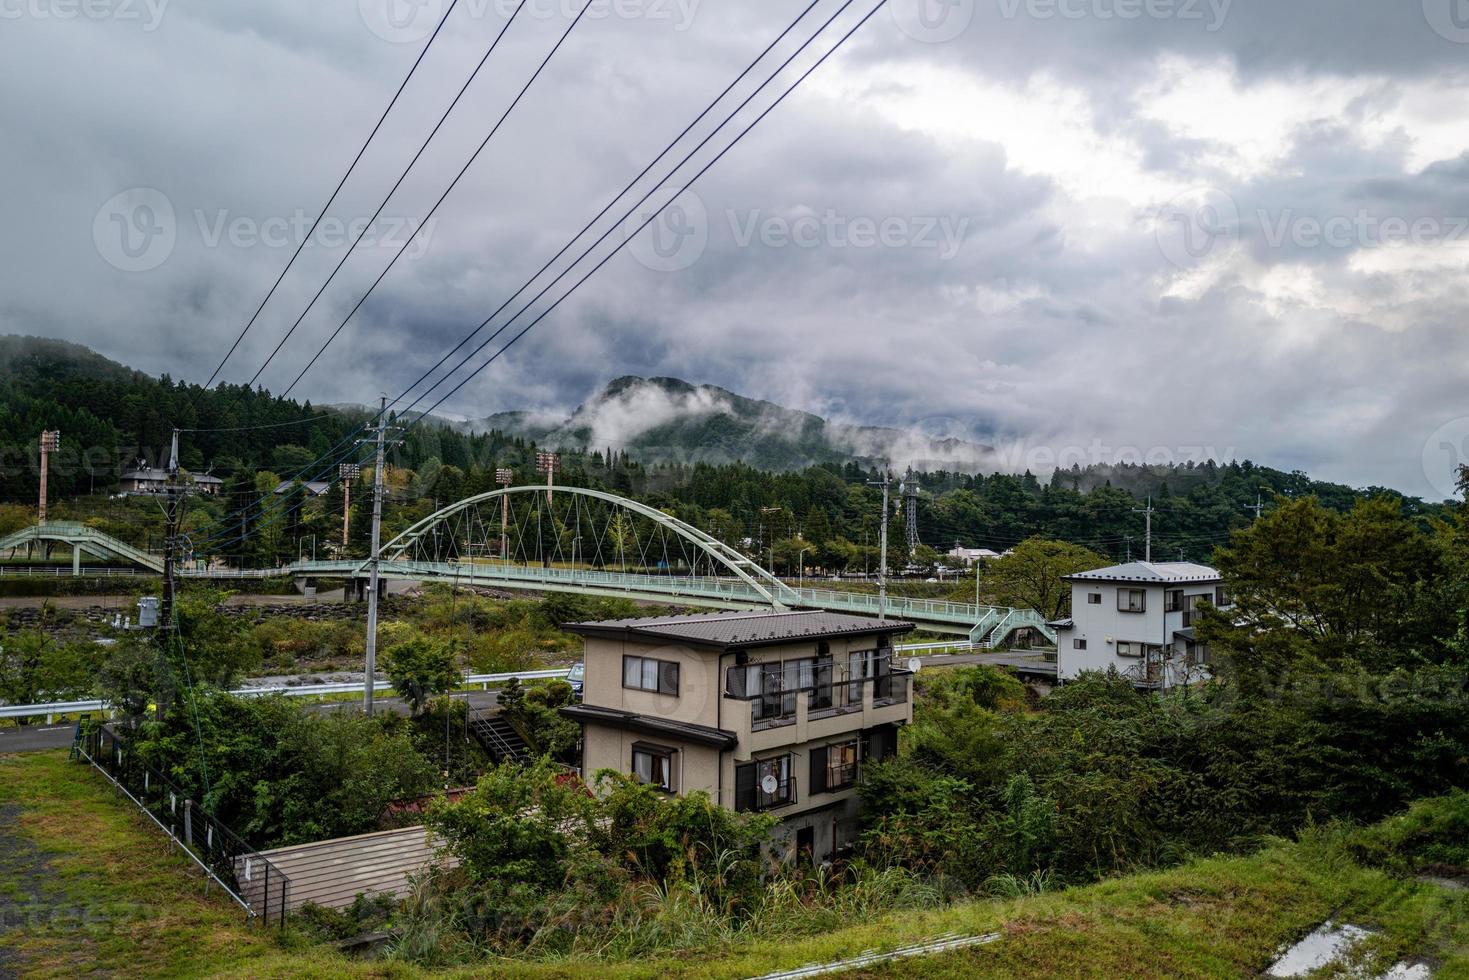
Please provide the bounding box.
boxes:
[461,376,996,473]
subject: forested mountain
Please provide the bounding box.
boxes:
[462,375,995,472]
[0,335,1447,569]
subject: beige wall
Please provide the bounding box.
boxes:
[582,636,723,727]
[579,721,723,802]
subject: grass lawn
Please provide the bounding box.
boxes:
[1,748,1465,978]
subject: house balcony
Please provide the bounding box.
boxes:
[727,668,912,759]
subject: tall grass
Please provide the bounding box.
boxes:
[388,861,956,966]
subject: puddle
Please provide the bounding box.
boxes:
[1268,921,1374,977]
[1267,921,1432,979]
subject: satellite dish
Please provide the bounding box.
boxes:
[907,658,922,674]
[760,773,779,795]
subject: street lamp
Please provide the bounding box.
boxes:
[798,546,810,589]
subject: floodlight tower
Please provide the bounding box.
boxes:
[536,451,559,506]
[38,430,60,524]
[495,467,513,561]
[339,462,361,547]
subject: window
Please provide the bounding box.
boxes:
[1164,589,1183,612]
[1215,586,1230,607]
[1087,592,1102,604]
[826,740,859,790]
[1118,589,1146,613]
[809,655,834,711]
[736,755,795,811]
[1116,641,1139,657]
[632,744,675,792]
[753,661,796,723]
[623,655,678,695]
[1183,593,1213,626]
[809,740,859,795]
[1073,638,1087,650]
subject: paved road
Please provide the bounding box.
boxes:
[0,724,75,754]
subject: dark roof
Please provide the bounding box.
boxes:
[560,704,737,749]
[274,480,331,495]
[1046,618,1074,630]
[564,609,915,651]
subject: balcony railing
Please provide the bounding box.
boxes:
[742,661,911,730]
[755,773,797,811]
[873,671,912,707]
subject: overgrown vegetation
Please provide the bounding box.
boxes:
[9,750,1469,978]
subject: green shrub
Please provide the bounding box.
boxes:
[1347,792,1469,874]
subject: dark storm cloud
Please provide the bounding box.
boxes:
[1,1,1467,497]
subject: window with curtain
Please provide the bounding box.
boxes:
[622,655,679,695]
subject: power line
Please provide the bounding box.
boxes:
[175,414,336,433]
[189,0,846,546]
[195,0,888,556]
[293,0,827,408]
[399,0,875,425]
[204,0,462,388]
[273,0,593,396]
[246,0,541,390]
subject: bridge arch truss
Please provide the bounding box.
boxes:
[375,485,797,609]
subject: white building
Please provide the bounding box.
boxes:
[946,546,1004,566]
[1050,561,1228,689]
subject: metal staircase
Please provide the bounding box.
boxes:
[467,710,533,765]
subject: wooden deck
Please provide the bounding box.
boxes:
[238,825,458,913]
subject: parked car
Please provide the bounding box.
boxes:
[566,662,584,701]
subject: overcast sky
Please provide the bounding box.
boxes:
[2,0,1467,498]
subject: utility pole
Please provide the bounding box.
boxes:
[1133,496,1154,562]
[1251,486,1273,520]
[495,467,513,560]
[868,475,891,621]
[339,463,361,547]
[362,398,392,717]
[38,430,59,524]
[1124,534,1133,562]
[157,429,189,721]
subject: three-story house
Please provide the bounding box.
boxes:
[560,609,915,862]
